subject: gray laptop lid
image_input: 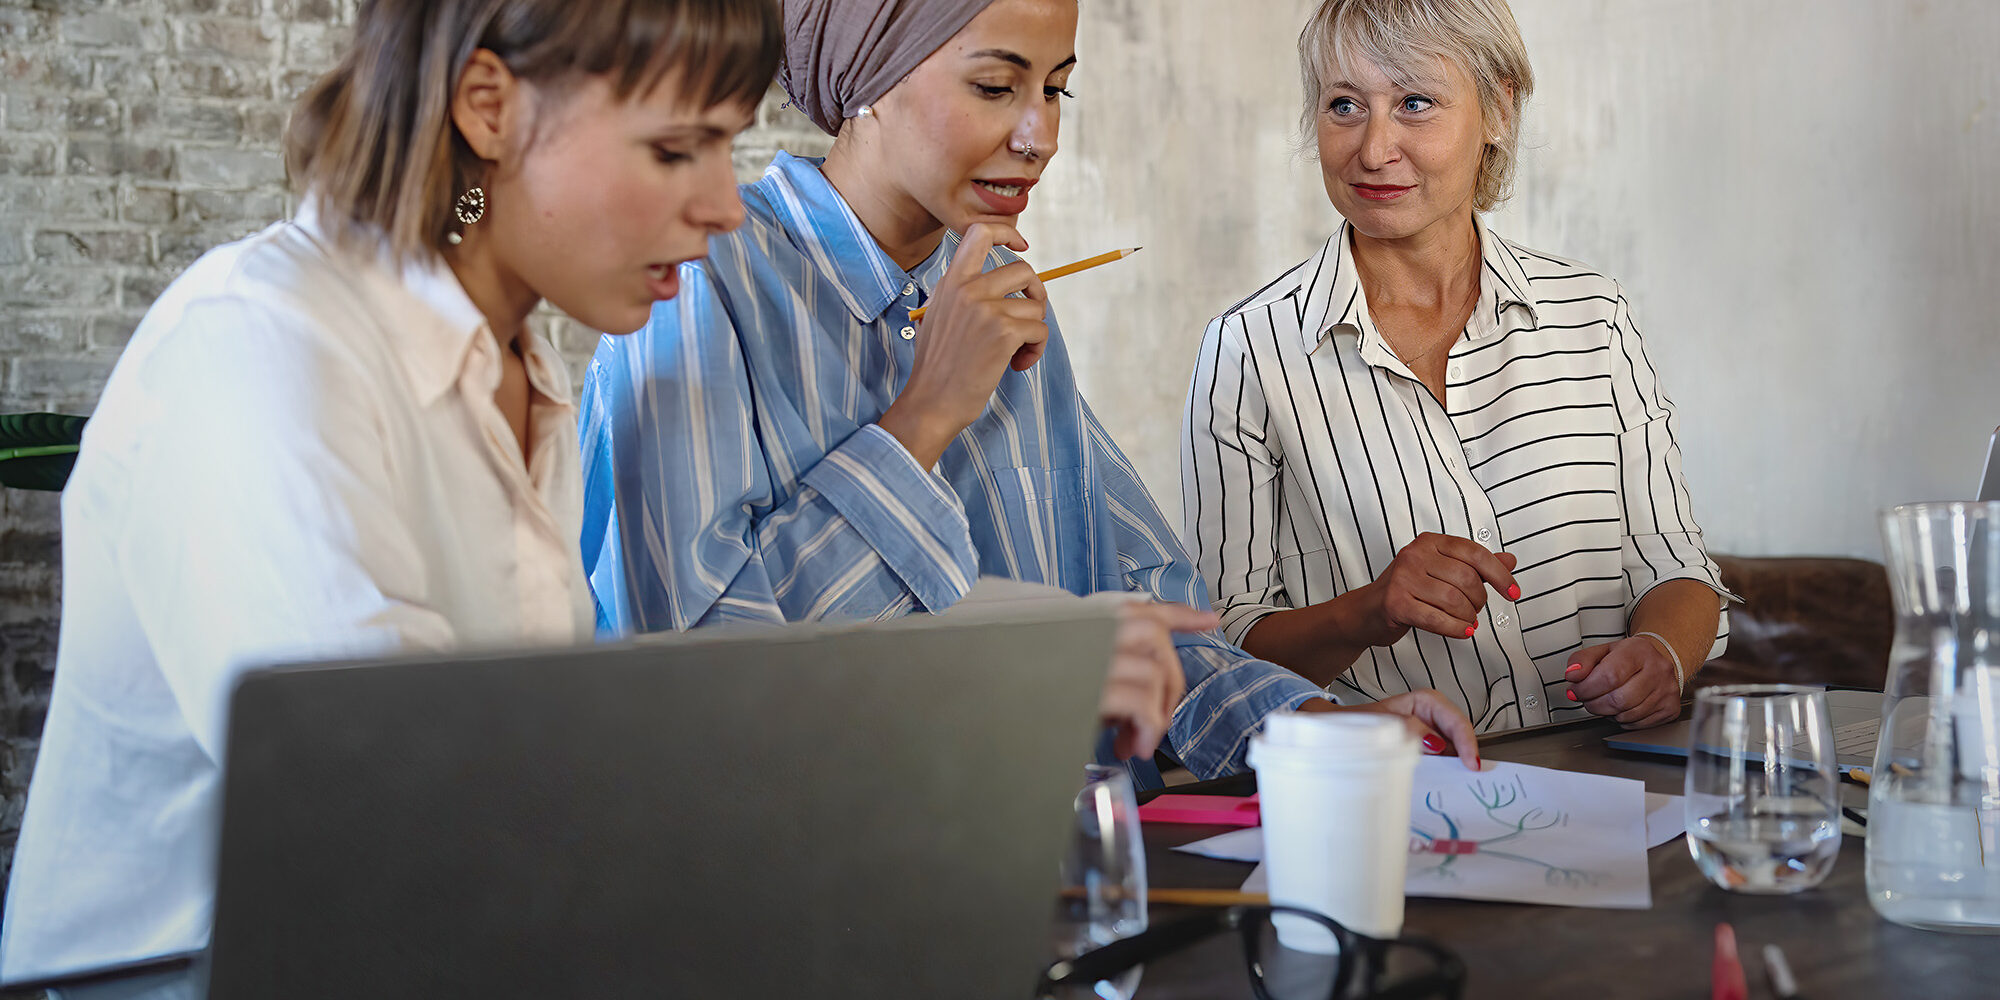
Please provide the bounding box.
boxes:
[1603,689,1887,768]
[1979,426,2000,501]
[207,601,1115,1000]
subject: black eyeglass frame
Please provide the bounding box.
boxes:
[1037,904,1464,1000]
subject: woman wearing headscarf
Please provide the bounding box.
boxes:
[578,0,1482,782]
[1182,0,1732,735]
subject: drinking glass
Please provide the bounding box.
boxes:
[1685,685,1842,893]
[1052,764,1148,999]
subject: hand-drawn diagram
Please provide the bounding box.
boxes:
[1220,759,1652,908]
[1407,773,1603,888]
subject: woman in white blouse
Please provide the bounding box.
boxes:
[1183,0,1732,736]
[0,2,783,995]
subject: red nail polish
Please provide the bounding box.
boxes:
[1566,690,1579,702]
[1565,664,1582,678]
[1421,734,1446,753]
[1507,584,1521,601]
[1462,625,1476,638]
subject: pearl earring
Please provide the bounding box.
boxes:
[857,105,875,119]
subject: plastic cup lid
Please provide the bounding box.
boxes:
[1254,710,1413,754]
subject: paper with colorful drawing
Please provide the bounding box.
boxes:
[1176,758,1655,909]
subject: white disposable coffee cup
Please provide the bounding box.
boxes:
[1248,710,1419,954]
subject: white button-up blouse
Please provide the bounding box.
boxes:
[0,210,595,983]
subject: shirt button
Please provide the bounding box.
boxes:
[1495,613,1511,627]
[902,282,917,296]
[1476,527,1492,542]
[1525,695,1540,709]
[900,325,916,340]
[1449,366,1462,380]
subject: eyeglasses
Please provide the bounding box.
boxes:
[1037,905,1464,1000]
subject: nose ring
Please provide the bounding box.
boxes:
[1014,140,1036,159]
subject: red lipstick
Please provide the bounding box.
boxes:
[1352,183,1414,202]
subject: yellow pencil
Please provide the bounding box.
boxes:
[1056,886,1267,907]
[1145,888,1269,907]
[906,247,1140,322]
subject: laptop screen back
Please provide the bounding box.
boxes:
[207,606,1115,1000]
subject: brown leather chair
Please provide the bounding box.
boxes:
[1696,554,1893,691]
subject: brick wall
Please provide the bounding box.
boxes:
[0,0,828,891]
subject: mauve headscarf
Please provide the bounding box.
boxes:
[780,0,999,135]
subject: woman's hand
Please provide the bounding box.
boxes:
[1352,533,1519,645]
[1564,635,1681,729]
[1298,688,1482,768]
[1098,601,1202,761]
[877,222,1049,468]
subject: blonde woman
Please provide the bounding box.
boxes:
[1,2,779,994]
[1184,0,1732,735]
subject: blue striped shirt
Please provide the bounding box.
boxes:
[578,152,1328,779]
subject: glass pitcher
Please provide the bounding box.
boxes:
[1869,502,2000,932]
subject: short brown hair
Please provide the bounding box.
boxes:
[287,0,782,263]
[1299,0,1534,213]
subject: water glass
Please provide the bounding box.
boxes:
[1685,685,1843,893]
[1052,764,1148,1000]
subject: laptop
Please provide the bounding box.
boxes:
[202,594,1116,999]
[1979,426,2000,501]
[1603,688,1888,769]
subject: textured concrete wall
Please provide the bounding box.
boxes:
[1493,0,2000,559]
[0,0,826,890]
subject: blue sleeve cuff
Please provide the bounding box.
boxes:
[798,423,980,613]
[1165,638,1330,779]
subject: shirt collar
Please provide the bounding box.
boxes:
[759,151,917,323]
[1473,214,1540,336]
[294,200,568,408]
[1294,215,1540,356]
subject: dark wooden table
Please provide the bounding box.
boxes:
[1134,714,1995,999]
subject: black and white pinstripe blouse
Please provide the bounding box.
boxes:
[1182,217,1732,732]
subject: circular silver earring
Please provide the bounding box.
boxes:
[446,186,484,246]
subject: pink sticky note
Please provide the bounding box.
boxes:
[1136,794,1260,827]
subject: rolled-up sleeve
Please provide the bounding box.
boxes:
[1607,287,1735,658]
[1087,405,1325,779]
[579,263,979,635]
[1182,313,1294,648]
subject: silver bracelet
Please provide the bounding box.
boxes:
[1631,630,1685,692]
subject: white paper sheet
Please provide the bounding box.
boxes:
[1174,758,1655,908]
[1645,792,1686,848]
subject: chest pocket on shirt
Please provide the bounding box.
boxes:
[986,465,1090,587]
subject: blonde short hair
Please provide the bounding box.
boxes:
[1298,0,1534,213]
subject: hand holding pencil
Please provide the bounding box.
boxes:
[876,222,1050,468]
[907,246,1140,322]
